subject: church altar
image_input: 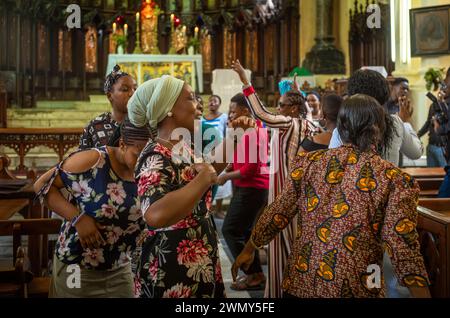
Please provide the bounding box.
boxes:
[106,54,204,93]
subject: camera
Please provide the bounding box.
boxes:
[426,87,450,160]
[426,92,448,126]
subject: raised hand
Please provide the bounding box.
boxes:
[231,60,250,86]
[193,163,218,185]
[398,96,413,123]
[231,116,256,130]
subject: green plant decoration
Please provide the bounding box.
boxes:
[113,34,127,48]
[424,68,445,91]
[188,37,200,53]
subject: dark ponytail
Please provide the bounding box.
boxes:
[337,94,394,154]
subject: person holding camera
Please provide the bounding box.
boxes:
[433,68,450,197]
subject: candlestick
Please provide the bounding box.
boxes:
[194,26,199,40]
[134,12,142,54]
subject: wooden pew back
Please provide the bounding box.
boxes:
[0,218,61,298]
[417,198,450,298]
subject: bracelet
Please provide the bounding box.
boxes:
[243,85,255,97]
[70,212,86,227]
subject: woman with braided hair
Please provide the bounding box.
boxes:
[231,60,315,297]
[80,65,137,149]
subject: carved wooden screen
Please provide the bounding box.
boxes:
[37,24,49,71]
[349,0,395,74]
[223,28,237,68]
[58,30,72,72]
[245,30,258,72]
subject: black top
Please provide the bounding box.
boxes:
[301,137,329,152]
[418,101,446,147]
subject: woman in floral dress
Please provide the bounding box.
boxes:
[128,75,254,298]
[34,118,151,297]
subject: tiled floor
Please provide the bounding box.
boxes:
[214,216,266,299]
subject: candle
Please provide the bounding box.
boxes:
[170,14,175,31]
[194,26,199,39]
[136,12,140,23]
[112,22,117,33]
[124,24,128,36]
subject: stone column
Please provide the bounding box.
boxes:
[302,0,345,74]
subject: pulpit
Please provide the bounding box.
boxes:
[106,54,204,93]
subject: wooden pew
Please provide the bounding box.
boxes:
[0,154,49,275]
[417,198,450,298]
[417,178,444,198]
[401,168,445,198]
[0,247,33,297]
[0,199,29,220]
[0,219,62,297]
[403,167,446,179]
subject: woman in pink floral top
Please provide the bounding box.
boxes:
[134,141,225,298]
[128,76,255,298]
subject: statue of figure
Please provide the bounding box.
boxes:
[172,26,187,54]
[141,1,160,54]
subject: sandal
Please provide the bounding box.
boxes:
[230,279,266,291]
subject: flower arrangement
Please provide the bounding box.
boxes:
[113,34,127,47]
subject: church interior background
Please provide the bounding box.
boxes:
[0,0,450,299]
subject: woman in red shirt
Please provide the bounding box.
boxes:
[218,93,269,290]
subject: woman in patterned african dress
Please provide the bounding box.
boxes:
[233,95,431,298]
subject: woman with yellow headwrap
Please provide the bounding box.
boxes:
[130,76,254,298]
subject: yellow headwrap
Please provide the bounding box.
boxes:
[127,75,185,128]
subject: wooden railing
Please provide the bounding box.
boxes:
[0,128,83,172]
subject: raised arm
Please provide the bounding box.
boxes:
[231,60,293,129]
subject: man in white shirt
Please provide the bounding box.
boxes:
[329,69,423,166]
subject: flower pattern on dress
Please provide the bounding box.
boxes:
[36,146,146,271]
[106,182,126,205]
[134,141,225,298]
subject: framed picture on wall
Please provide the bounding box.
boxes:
[410,5,450,56]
